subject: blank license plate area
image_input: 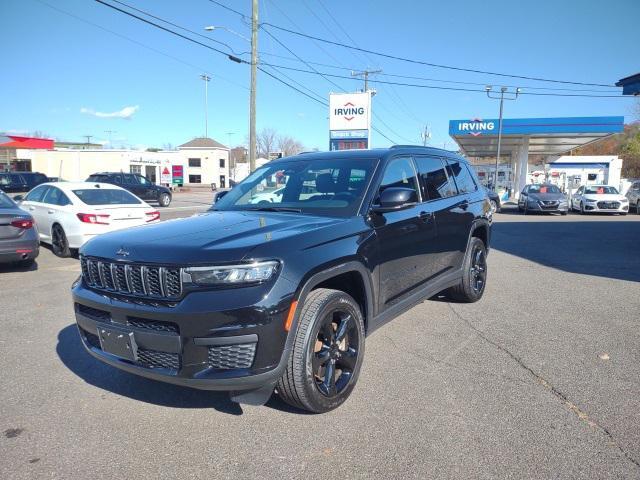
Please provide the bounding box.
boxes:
[98,327,138,361]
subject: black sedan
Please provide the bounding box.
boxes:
[0,191,39,266]
[484,187,501,213]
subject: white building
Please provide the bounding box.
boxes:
[16,137,230,188]
[545,155,623,191]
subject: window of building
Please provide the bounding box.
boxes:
[219,158,225,168]
[130,165,142,175]
[189,158,201,167]
[189,174,202,184]
[414,156,456,200]
[446,159,477,194]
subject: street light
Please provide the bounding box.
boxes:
[200,74,211,138]
[204,25,251,43]
[486,86,520,192]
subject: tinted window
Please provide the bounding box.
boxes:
[446,159,477,194]
[0,174,11,186]
[189,158,201,167]
[414,156,456,200]
[123,174,138,184]
[25,185,49,202]
[377,157,419,202]
[528,184,561,194]
[72,188,141,205]
[137,175,151,185]
[42,186,71,206]
[87,174,108,183]
[0,192,15,208]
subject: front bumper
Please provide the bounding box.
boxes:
[72,277,296,392]
[526,202,569,213]
[583,202,629,213]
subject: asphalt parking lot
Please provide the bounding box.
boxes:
[1,194,639,479]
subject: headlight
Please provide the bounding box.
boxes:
[184,261,279,286]
[585,199,597,203]
[620,198,628,203]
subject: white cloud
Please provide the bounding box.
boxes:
[80,105,139,119]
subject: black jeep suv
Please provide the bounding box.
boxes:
[86,172,172,207]
[72,147,491,413]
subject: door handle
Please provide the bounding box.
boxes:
[418,211,433,222]
[48,210,54,214]
[28,206,35,211]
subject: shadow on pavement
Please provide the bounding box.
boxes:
[56,324,247,414]
[491,214,640,282]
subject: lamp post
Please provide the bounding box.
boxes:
[200,74,211,138]
[485,86,520,191]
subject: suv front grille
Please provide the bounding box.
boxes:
[80,257,182,300]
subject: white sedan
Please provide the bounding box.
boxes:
[16,182,160,257]
[571,185,630,215]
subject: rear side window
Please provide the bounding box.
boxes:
[25,185,49,202]
[446,159,477,194]
[123,174,138,184]
[87,175,108,183]
[414,156,456,200]
[42,186,71,206]
[0,193,15,208]
[73,188,141,205]
[377,157,419,203]
[0,174,10,186]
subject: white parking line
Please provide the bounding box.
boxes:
[160,205,209,211]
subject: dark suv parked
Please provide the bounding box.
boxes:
[86,172,172,207]
[0,171,48,193]
[72,147,491,413]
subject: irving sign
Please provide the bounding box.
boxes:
[329,92,371,131]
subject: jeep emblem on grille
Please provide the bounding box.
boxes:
[116,247,130,257]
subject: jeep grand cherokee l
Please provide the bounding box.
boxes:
[72,147,491,413]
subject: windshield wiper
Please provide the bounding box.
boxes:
[246,206,302,213]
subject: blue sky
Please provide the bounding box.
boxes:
[1,0,638,151]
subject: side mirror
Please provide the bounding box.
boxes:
[215,190,229,202]
[372,187,417,213]
[12,195,24,202]
[520,191,527,196]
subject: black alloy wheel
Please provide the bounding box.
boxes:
[277,288,365,413]
[312,310,360,397]
[469,245,487,295]
[51,224,71,258]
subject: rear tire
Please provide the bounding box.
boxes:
[51,224,71,258]
[446,237,487,303]
[277,288,365,413]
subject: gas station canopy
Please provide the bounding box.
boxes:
[448,116,624,157]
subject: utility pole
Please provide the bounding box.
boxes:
[83,135,93,145]
[249,0,258,172]
[420,124,431,146]
[351,69,382,92]
[104,130,116,149]
[200,74,211,138]
[485,86,520,191]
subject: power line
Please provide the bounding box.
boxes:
[257,66,328,106]
[34,0,248,91]
[94,0,247,63]
[259,23,618,88]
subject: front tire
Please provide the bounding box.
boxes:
[277,288,365,413]
[51,224,71,258]
[158,192,171,207]
[446,237,487,303]
[580,202,586,215]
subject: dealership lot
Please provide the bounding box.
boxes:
[1,200,639,479]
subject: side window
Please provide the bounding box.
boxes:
[377,157,419,203]
[137,175,150,185]
[25,185,48,202]
[42,186,70,206]
[577,186,584,195]
[414,156,456,200]
[446,159,477,194]
[123,174,138,184]
[0,174,9,186]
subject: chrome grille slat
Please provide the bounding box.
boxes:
[81,256,182,300]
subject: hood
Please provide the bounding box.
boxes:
[528,192,566,201]
[80,210,350,264]
[583,193,625,202]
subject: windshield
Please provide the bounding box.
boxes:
[0,193,16,208]
[528,184,561,194]
[73,188,142,205]
[585,186,618,195]
[214,157,377,217]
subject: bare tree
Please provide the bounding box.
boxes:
[277,135,304,157]
[257,128,277,158]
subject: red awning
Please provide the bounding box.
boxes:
[0,135,54,149]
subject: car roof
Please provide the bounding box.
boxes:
[269,146,463,164]
[38,181,126,192]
